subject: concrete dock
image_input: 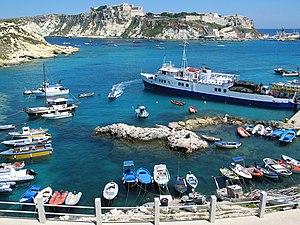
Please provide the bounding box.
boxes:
[289,109,300,128]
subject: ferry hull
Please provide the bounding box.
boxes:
[143,80,295,109]
[1,150,53,160]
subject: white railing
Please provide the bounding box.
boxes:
[0,191,298,224]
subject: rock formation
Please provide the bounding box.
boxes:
[0,19,79,67]
[93,123,208,153]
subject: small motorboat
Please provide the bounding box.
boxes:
[281,70,299,77]
[171,100,185,106]
[103,181,119,201]
[23,89,32,95]
[277,159,300,174]
[252,124,265,135]
[0,124,16,131]
[185,171,198,189]
[188,106,198,113]
[215,141,242,149]
[269,129,285,139]
[174,175,188,194]
[108,92,117,100]
[2,136,51,147]
[20,185,41,203]
[263,158,292,176]
[0,168,36,182]
[122,161,137,185]
[264,126,273,136]
[201,135,222,142]
[245,124,254,133]
[34,186,53,204]
[78,92,94,98]
[9,126,48,138]
[282,155,300,167]
[0,182,14,192]
[41,111,73,120]
[279,129,297,143]
[230,164,252,179]
[65,191,82,205]
[245,166,264,177]
[255,164,279,180]
[0,161,25,172]
[219,167,239,180]
[136,168,153,185]
[153,164,170,189]
[237,127,251,138]
[274,68,289,74]
[135,105,149,118]
[49,190,69,205]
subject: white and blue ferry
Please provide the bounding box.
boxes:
[141,47,297,109]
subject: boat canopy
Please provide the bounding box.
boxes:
[123,160,134,167]
[232,157,244,163]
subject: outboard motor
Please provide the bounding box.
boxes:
[26,169,38,175]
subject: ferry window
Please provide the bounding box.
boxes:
[186,83,189,87]
[162,71,166,75]
[214,88,218,92]
[155,78,157,81]
[223,89,226,93]
[218,88,221,92]
[168,81,170,84]
[178,82,181,86]
[164,80,166,83]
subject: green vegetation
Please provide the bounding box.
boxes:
[141,21,164,37]
[121,18,140,38]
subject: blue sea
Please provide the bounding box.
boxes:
[0,37,300,207]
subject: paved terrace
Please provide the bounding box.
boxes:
[0,209,299,225]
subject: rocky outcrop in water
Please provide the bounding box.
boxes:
[0,19,79,67]
[93,123,208,153]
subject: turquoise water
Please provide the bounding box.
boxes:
[0,38,300,207]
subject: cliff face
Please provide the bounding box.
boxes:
[24,5,258,40]
[0,19,79,67]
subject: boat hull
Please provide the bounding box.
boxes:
[0,149,53,160]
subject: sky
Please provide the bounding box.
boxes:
[0,0,299,28]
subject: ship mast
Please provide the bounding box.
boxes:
[181,42,188,69]
[43,63,47,106]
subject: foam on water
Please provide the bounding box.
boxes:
[110,79,140,98]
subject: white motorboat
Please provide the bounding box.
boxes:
[153,164,170,188]
[78,92,94,98]
[263,158,292,176]
[252,124,265,135]
[34,186,53,204]
[9,126,48,138]
[0,162,25,173]
[0,168,36,182]
[31,81,69,97]
[215,141,242,149]
[230,163,252,179]
[185,171,198,189]
[0,183,13,192]
[135,105,149,118]
[2,136,51,147]
[282,155,300,167]
[103,181,119,201]
[0,124,16,131]
[65,191,82,205]
[41,111,73,120]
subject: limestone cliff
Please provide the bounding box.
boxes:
[0,19,79,67]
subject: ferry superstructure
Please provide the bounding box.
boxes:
[141,47,297,109]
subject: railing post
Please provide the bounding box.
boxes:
[209,195,217,223]
[36,196,46,224]
[154,197,160,225]
[95,198,102,225]
[258,191,267,218]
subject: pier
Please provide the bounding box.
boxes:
[288,109,300,128]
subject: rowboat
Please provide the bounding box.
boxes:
[219,167,239,180]
[282,155,300,167]
[153,164,170,189]
[277,159,300,174]
[174,175,188,194]
[263,158,292,176]
[34,186,53,204]
[188,106,198,113]
[264,126,273,136]
[230,164,252,179]
[20,185,41,203]
[185,171,198,189]
[0,143,53,159]
[2,136,51,147]
[245,124,254,133]
[103,181,118,201]
[9,126,48,138]
[279,129,297,143]
[269,129,285,139]
[49,190,69,205]
[122,161,137,185]
[0,124,16,131]
[245,166,263,177]
[237,127,251,137]
[78,92,94,98]
[215,141,242,149]
[201,135,222,142]
[171,100,185,106]
[136,168,153,185]
[255,164,279,180]
[65,191,82,205]
[252,124,264,135]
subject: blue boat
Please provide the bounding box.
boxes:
[255,164,279,180]
[174,175,188,194]
[122,161,137,185]
[279,129,297,143]
[19,185,41,203]
[269,129,285,139]
[136,167,153,185]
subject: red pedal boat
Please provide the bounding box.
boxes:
[188,106,198,113]
[171,100,185,106]
[49,190,69,205]
[237,127,251,138]
[246,166,263,177]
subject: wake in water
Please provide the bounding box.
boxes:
[109,79,140,98]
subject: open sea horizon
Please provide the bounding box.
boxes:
[0,37,300,207]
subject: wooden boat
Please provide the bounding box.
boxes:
[174,175,188,194]
[41,111,73,120]
[78,92,94,98]
[136,168,153,185]
[245,166,263,177]
[277,159,300,174]
[0,161,25,172]
[49,190,69,205]
[237,127,251,137]
[263,158,292,176]
[188,106,198,113]
[34,186,53,204]
[269,129,285,139]
[65,191,82,205]
[153,164,170,188]
[171,100,185,106]
[252,124,264,135]
[219,167,239,180]
[279,129,297,143]
[0,124,16,131]
[230,164,252,179]
[135,106,149,118]
[215,141,242,149]
[185,171,198,189]
[0,168,36,182]
[20,185,41,203]
[282,155,300,167]
[103,181,119,201]
[0,143,53,159]
[122,161,137,185]
[201,135,222,142]
[9,126,48,138]
[2,135,51,147]
[255,164,279,180]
